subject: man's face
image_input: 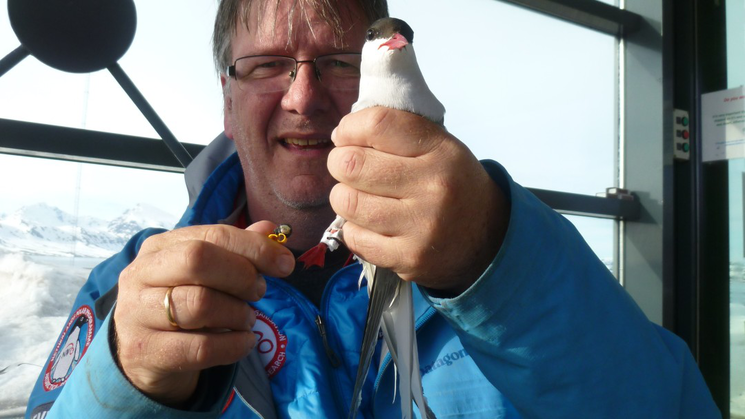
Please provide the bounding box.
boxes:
[222,0,367,212]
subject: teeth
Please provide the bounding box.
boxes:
[284,138,329,146]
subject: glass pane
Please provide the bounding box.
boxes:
[730,161,745,418]
[0,0,224,146]
[564,215,615,274]
[390,0,618,275]
[0,0,620,414]
[389,0,617,197]
[2,0,618,192]
[0,154,186,414]
[0,1,207,412]
[729,0,745,416]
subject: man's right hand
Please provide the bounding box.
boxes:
[113,221,295,407]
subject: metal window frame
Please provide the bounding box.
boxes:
[0,118,202,172]
[673,0,730,413]
[499,0,642,36]
[0,117,641,220]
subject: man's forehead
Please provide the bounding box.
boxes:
[237,0,366,44]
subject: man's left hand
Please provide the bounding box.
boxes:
[328,107,510,295]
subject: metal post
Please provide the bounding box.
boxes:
[107,62,193,167]
[0,45,30,78]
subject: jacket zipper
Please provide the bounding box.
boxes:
[265,264,364,418]
[315,315,342,367]
[263,276,343,369]
[320,263,366,417]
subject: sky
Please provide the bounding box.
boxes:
[0,0,617,258]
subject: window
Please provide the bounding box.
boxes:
[0,1,211,413]
[0,155,185,414]
[390,0,617,268]
[0,0,621,414]
[0,1,223,144]
[390,0,616,197]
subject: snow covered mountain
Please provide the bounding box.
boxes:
[0,203,178,258]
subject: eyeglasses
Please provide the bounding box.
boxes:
[227,53,362,93]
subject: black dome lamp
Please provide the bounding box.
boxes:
[8,0,136,73]
[1,0,193,166]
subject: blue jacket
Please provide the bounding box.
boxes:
[26,148,720,418]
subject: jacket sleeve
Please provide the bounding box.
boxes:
[28,226,238,419]
[44,307,236,418]
[422,160,721,419]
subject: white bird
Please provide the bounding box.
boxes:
[298,17,443,419]
[347,17,444,419]
[351,18,444,123]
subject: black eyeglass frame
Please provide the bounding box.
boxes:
[226,52,362,83]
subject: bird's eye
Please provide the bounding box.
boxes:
[366,29,377,41]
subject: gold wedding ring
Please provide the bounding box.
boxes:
[164,286,179,328]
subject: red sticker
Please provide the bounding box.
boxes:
[43,305,95,391]
[253,309,288,378]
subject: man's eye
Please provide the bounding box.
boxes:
[245,60,291,78]
[322,59,360,77]
[331,60,352,68]
[257,61,283,69]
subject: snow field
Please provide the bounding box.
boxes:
[0,252,93,417]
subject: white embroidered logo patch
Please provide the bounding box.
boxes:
[253,309,288,378]
[43,305,95,391]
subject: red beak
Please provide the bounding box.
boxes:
[379,33,409,50]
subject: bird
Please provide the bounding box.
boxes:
[298,17,443,419]
[349,17,443,419]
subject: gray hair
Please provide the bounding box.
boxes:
[212,0,388,75]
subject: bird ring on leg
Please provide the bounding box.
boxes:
[164,286,179,329]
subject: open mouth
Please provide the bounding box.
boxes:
[282,138,333,149]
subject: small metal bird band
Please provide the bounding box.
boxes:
[268,224,292,244]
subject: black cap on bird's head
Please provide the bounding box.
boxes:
[365,17,414,48]
[72,315,89,329]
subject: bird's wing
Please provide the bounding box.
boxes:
[348,265,400,419]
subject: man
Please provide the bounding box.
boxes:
[26,0,719,417]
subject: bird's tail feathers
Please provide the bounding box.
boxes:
[381,281,435,419]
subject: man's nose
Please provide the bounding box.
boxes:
[280,61,331,115]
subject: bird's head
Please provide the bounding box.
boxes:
[365,17,414,51]
[360,18,417,76]
[352,17,445,125]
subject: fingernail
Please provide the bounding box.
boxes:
[331,127,337,142]
[246,307,257,328]
[255,275,267,299]
[277,254,295,275]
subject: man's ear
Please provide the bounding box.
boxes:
[220,74,234,141]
